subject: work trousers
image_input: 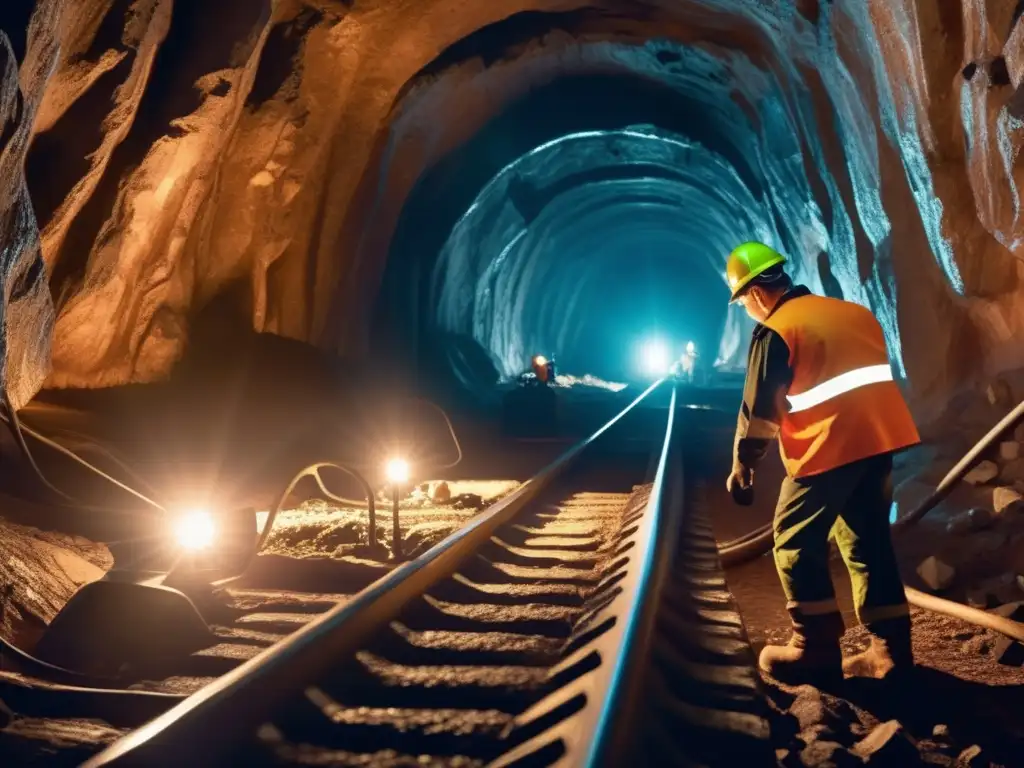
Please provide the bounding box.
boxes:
[773,452,909,626]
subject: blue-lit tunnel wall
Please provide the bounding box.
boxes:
[377,75,770,396]
[368,6,968,406]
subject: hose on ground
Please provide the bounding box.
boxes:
[717,399,1024,642]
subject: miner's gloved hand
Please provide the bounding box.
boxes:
[726,463,755,506]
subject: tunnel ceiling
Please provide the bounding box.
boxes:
[1,1,1024,418]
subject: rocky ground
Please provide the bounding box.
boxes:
[700,374,1024,768]
[259,478,523,561]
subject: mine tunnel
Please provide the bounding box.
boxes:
[1,1,1024,766]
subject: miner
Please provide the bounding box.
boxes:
[724,241,919,685]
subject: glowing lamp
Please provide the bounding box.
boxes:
[385,457,410,484]
[638,338,671,377]
[532,355,548,367]
[173,510,216,551]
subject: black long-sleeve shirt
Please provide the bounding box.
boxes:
[733,286,811,471]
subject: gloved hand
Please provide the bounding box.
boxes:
[726,464,755,506]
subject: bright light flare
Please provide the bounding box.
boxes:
[532,355,548,367]
[385,457,410,484]
[637,338,671,377]
[173,510,216,551]
[685,341,695,355]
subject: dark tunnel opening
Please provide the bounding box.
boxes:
[374,73,764,405]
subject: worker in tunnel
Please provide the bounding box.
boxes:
[723,241,921,686]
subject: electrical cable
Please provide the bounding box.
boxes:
[0,398,165,514]
[285,396,464,510]
[716,399,1024,642]
[0,393,455,695]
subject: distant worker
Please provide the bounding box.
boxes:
[531,355,555,385]
[679,341,698,384]
[724,241,919,686]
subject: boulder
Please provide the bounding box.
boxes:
[851,720,918,764]
[1000,441,1021,461]
[945,507,993,534]
[1014,421,1024,444]
[963,460,999,485]
[0,519,109,638]
[993,485,1024,515]
[916,556,955,591]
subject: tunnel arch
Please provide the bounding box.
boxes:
[343,16,956,405]
[373,71,776,394]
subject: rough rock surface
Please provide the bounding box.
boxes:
[0,517,111,641]
[0,2,1017,413]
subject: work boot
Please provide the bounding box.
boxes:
[842,615,914,680]
[759,610,844,686]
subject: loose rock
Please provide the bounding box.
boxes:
[956,744,985,767]
[991,634,1024,666]
[945,507,993,534]
[851,720,918,764]
[963,460,999,485]
[1000,440,1022,461]
[917,556,956,591]
[992,485,1024,515]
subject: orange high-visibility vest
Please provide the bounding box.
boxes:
[760,294,920,478]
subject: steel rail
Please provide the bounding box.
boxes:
[494,383,770,766]
[83,378,667,767]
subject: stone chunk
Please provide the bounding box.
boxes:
[993,485,1024,515]
[1000,440,1021,461]
[1015,421,1024,444]
[945,507,993,534]
[956,744,985,766]
[917,556,955,591]
[964,460,999,485]
[851,720,918,763]
[992,634,1024,666]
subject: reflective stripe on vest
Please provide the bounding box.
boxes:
[786,364,894,413]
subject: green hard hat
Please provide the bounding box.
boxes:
[725,242,788,302]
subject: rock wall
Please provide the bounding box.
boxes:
[0,1,1022,417]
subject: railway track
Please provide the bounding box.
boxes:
[2,381,771,766]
